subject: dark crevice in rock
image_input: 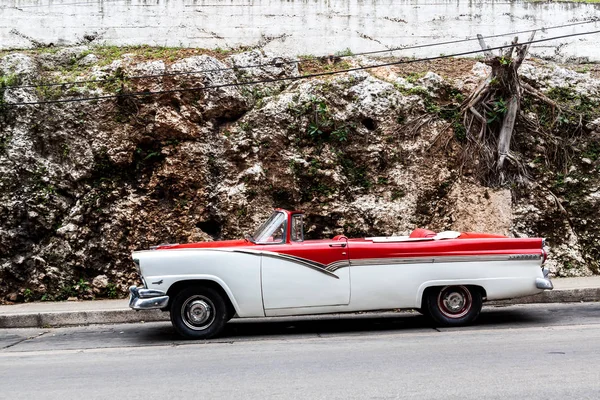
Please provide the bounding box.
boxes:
[362,117,377,131]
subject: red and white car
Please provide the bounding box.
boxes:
[129,209,553,339]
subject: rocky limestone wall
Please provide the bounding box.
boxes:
[0,46,599,302]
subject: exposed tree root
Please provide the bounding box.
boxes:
[461,31,562,185]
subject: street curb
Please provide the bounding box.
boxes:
[0,288,598,329]
[487,288,600,306]
[0,309,169,329]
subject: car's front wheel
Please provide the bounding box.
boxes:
[425,285,482,326]
[170,286,229,339]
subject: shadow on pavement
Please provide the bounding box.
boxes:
[5,305,595,352]
[135,307,551,343]
[472,307,545,327]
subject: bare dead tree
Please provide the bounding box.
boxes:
[461,32,537,185]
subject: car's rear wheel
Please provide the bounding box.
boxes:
[170,286,229,339]
[426,285,482,326]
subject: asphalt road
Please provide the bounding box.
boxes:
[1,303,600,399]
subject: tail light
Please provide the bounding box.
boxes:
[541,238,548,264]
[541,248,547,264]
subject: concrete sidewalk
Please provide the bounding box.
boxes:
[1,277,599,329]
[0,299,168,328]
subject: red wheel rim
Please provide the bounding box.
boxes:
[437,286,472,319]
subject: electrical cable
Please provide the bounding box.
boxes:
[6,28,600,107]
[6,18,598,90]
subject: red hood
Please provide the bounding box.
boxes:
[155,239,252,250]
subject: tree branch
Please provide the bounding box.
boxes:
[516,31,536,68]
[477,34,494,60]
[469,106,487,125]
[521,81,562,111]
[497,94,519,169]
[503,36,518,59]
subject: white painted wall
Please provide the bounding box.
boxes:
[1,0,599,61]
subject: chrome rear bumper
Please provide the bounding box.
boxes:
[535,268,554,290]
[129,286,169,310]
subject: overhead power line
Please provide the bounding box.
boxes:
[6,28,600,107]
[6,19,599,91]
[344,18,599,58]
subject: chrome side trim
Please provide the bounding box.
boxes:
[129,286,170,310]
[439,254,541,262]
[260,252,341,279]
[350,257,434,267]
[326,254,543,272]
[508,254,542,261]
[324,260,352,272]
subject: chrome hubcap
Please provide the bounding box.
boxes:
[181,296,215,331]
[187,300,212,324]
[443,292,465,312]
[437,286,472,319]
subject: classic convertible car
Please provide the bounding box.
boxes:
[129,209,553,339]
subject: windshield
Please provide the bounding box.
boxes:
[252,212,287,244]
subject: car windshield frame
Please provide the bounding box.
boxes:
[250,211,287,244]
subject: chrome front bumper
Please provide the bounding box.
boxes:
[535,268,554,290]
[129,286,170,310]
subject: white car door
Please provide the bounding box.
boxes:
[261,240,350,312]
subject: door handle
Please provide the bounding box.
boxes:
[329,243,347,248]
